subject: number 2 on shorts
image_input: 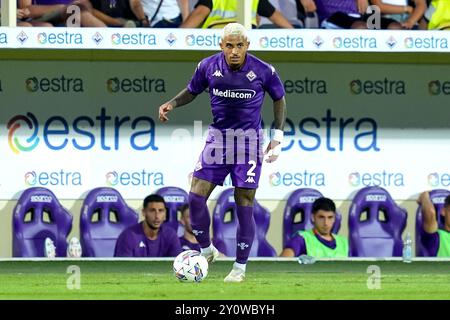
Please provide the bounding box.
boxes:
[247,160,256,177]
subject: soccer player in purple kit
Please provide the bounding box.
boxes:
[114,194,182,257]
[158,23,286,282]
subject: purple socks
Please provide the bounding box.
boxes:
[188,192,211,248]
[236,205,255,264]
[189,192,256,265]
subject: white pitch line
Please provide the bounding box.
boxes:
[0,257,449,262]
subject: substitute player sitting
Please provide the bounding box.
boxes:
[417,191,450,257]
[280,197,349,258]
[114,194,182,257]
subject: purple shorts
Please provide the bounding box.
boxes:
[193,128,264,189]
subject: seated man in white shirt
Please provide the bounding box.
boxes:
[141,0,189,27]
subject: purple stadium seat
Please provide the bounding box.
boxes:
[80,187,138,257]
[415,189,449,256]
[212,188,276,257]
[13,187,72,257]
[349,186,407,257]
[283,188,342,247]
[155,186,189,236]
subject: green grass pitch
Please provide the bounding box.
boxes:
[0,261,449,300]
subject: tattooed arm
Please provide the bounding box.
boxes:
[158,88,197,122]
[272,96,287,131]
[265,96,287,163]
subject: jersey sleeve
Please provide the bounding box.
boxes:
[187,60,209,95]
[167,230,183,257]
[285,234,307,257]
[114,230,133,257]
[257,0,276,17]
[263,64,285,101]
[195,0,212,10]
[421,231,440,256]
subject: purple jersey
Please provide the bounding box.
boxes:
[179,236,201,252]
[421,231,440,256]
[286,232,336,256]
[187,52,285,132]
[189,53,285,189]
[114,223,182,257]
[314,0,358,20]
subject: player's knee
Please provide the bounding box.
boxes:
[236,199,253,207]
[190,177,215,198]
[234,188,256,207]
[351,21,367,29]
[387,22,402,30]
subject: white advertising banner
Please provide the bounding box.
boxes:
[0,27,449,52]
[0,60,449,200]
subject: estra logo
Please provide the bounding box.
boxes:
[6,108,158,153]
[404,36,448,49]
[333,36,377,49]
[106,77,166,93]
[24,170,82,186]
[348,171,404,187]
[111,32,156,45]
[37,31,83,45]
[25,76,84,93]
[106,171,119,186]
[185,34,221,47]
[286,109,380,152]
[269,172,282,186]
[427,172,450,187]
[25,171,37,186]
[7,113,40,154]
[284,78,328,95]
[269,171,325,187]
[348,172,360,187]
[428,80,450,96]
[105,170,164,186]
[259,36,304,49]
[350,78,406,95]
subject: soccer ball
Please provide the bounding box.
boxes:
[173,250,208,282]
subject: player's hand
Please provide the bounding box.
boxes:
[417,191,430,205]
[401,19,415,30]
[158,102,173,122]
[357,0,368,14]
[264,140,281,163]
[17,8,30,19]
[300,0,316,12]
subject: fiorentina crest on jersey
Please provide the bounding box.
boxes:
[246,70,257,82]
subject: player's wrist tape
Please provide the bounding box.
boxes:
[271,129,284,143]
[272,143,282,156]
